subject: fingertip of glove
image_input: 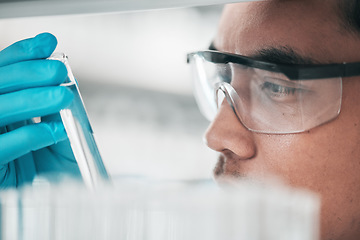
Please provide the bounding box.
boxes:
[0,33,58,67]
[13,33,58,61]
[54,86,74,109]
[35,32,56,41]
[7,122,68,154]
[20,87,74,117]
[47,60,68,85]
[32,33,58,58]
[41,121,68,144]
[35,32,57,43]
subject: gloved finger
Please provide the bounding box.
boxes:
[33,138,80,176]
[0,121,67,165]
[0,59,67,95]
[40,113,77,162]
[0,86,73,127]
[33,113,80,176]
[0,33,57,67]
[41,112,62,123]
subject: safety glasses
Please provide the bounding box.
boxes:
[187,50,360,134]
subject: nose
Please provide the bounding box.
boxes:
[204,99,257,160]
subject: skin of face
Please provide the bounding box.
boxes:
[206,1,360,239]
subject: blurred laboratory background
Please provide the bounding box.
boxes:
[0,6,223,180]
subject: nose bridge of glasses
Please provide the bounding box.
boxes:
[215,82,247,126]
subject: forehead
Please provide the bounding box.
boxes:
[215,1,359,63]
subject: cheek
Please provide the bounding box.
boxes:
[257,123,360,188]
[255,134,320,186]
[256,111,360,239]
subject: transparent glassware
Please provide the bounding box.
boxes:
[48,53,111,189]
[0,179,320,240]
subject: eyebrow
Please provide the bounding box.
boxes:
[251,46,318,65]
[209,43,318,65]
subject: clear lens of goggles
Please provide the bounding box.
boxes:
[190,54,342,134]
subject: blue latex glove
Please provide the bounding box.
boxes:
[0,33,81,189]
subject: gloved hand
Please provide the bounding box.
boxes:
[0,33,81,189]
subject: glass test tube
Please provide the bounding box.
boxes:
[48,53,111,189]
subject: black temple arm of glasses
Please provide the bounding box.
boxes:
[190,42,360,80]
[343,62,360,77]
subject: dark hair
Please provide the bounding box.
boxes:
[338,0,360,34]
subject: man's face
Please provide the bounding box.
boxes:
[206,1,360,239]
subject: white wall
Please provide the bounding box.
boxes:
[0,6,222,94]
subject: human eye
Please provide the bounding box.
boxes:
[260,78,308,103]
